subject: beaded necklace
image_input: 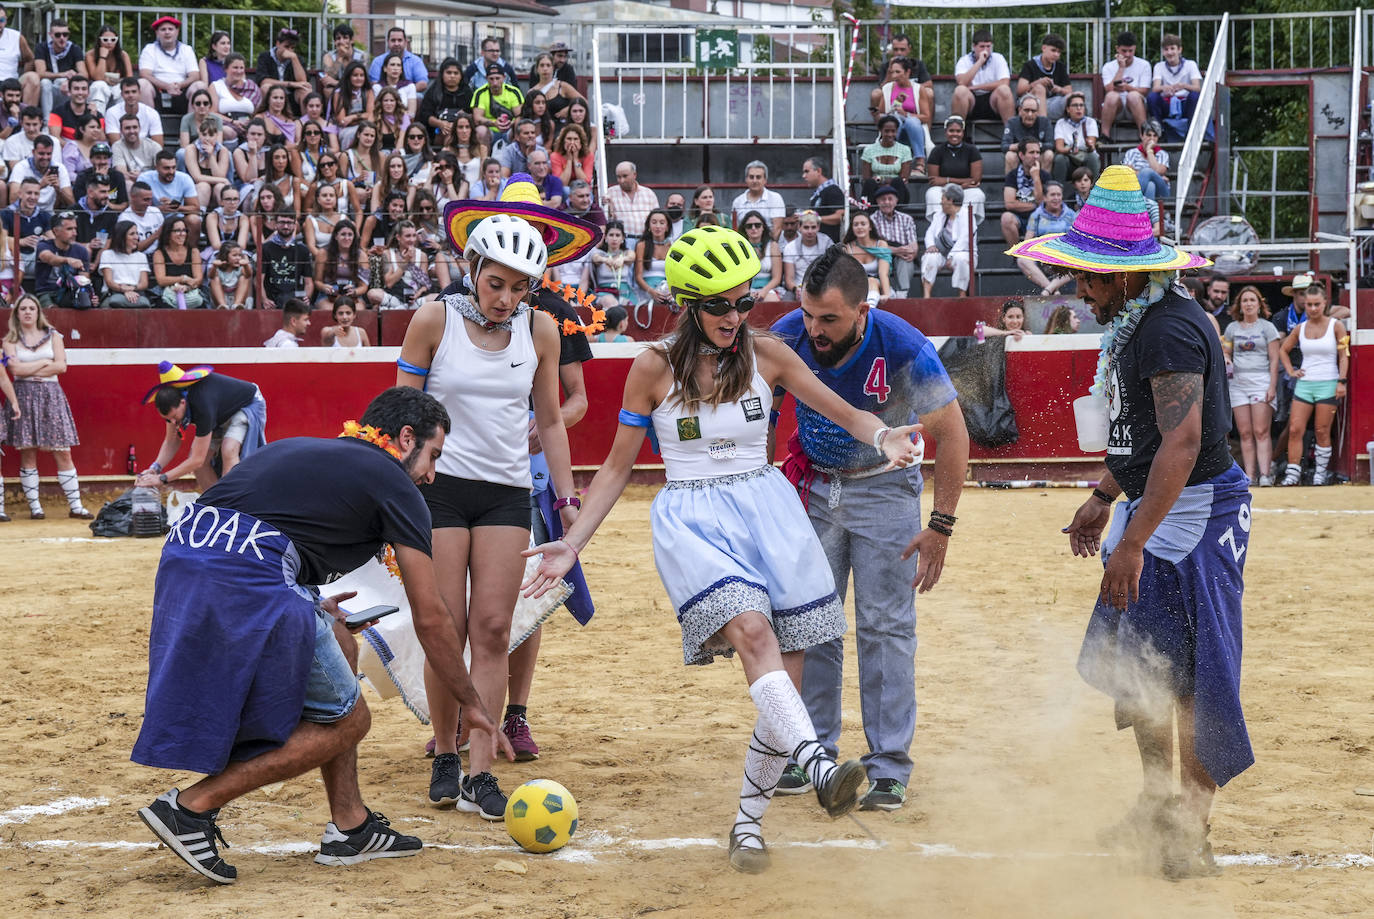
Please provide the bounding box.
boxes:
[1090,271,1171,398]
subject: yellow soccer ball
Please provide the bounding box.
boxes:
[504,779,579,853]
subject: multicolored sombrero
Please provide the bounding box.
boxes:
[1006,165,1210,272]
[444,174,601,267]
[142,360,212,404]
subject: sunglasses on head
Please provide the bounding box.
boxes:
[690,294,755,317]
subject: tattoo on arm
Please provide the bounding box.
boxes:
[1151,371,1202,434]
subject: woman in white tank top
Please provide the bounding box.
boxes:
[1278,285,1349,485]
[396,209,578,820]
[523,229,922,873]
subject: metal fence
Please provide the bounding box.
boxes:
[1230,145,1314,241]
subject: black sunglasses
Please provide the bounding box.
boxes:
[691,294,755,317]
[742,222,763,229]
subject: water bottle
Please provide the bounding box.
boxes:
[126,444,137,475]
[176,288,187,310]
[975,320,985,343]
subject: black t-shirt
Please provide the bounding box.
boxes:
[182,373,259,438]
[51,101,97,141]
[38,41,83,78]
[927,142,980,181]
[33,240,90,293]
[261,236,313,305]
[809,182,846,242]
[74,168,128,210]
[1018,55,1071,90]
[1105,290,1234,500]
[1001,115,1052,152]
[255,49,292,85]
[75,202,118,245]
[200,437,434,584]
[539,290,594,365]
[1003,166,1053,205]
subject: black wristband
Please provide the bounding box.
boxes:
[929,510,958,525]
[1092,488,1114,506]
[928,519,954,537]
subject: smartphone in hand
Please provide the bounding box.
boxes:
[342,604,400,628]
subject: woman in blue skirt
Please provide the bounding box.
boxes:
[523,226,924,873]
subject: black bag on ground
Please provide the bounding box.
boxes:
[90,489,168,538]
[936,335,1019,448]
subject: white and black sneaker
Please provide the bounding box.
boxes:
[429,752,463,807]
[136,788,236,885]
[315,810,423,866]
[457,771,508,821]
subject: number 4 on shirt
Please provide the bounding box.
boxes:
[863,358,890,403]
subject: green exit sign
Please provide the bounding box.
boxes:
[696,29,739,70]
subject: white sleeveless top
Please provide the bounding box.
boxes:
[14,331,59,382]
[425,296,537,488]
[1298,318,1339,381]
[0,30,20,81]
[653,368,771,481]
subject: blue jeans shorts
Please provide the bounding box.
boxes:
[301,607,361,723]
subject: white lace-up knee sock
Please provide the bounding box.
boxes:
[1312,446,1332,483]
[1282,462,1301,486]
[57,468,85,511]
[19,467,41,513]
[732,719,788,849]
[748,669,836,792]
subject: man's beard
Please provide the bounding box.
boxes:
[808,320,863,368]
[402,444,424,482]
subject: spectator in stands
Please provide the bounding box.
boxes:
[378,219,432,308]
[303,182,344,257]
[177,89,217,149]
[73,173,116,258]
[294,116,333,182]
[261,144,305,218]
[424,152,464,208]
[1052,93,1100,182]
[1017,33,1073,122]
[34,212,90,308]
[321,295,370,347]
[683,185,730,231]
[781,210,826,299]
[549,40,577,83]
[152,216,205,308]
[399,125,431,184]
[368,28,428,94]
[0,78,19,142]
[374,52,419,119]
[874,35,933,125]
[418,58,466,146]
[50,77,99,147]
[471,157,503,203]
[255,29,310,115]
[309,151,356,215]
[604,161,659,243]
[138,16,198,112]
[925,115,985,224]
[123,181,164,251]
[521,91,557,149]
[1,104,41,166]
[590,219,633,308]
[1123,120,1172,200]
[1203,272,1232,332]
[1000,140,1050,248]
[260,208,313,309]
[32,20,82,119]
[498,118,542,177]
[210,53,260,142]
[802,155,845,242]
[1044,304,1080,333]
[591,304,630,343]
[299,93,337,154]
[206,184,246,255]
[139,149,201,242]
[249,184,280,252]
[869,57,928,171]
[1279,283,1348,486]
[1015,179,1075,294]
[528,51,584,120]
[209,241,251,309]
[447,111,486,190]
[662,192,685,239]
[85,24,131,115]
[551,123,593,191]
[231,118,267,196]
[10,135,72,212]
[560,97,598,163]
[739,209,783,301]
[921,184,970,297]
[778,206,800,248]
[256,85,299,147]
[1069,165,1093,210]
[634,208,672,305]
[1149,34,1203,132]
[562,179,604,227]
[869,185,918,296]
[99,220,151,307]
[472,62,523,147]
[953,29,1014,124]
[527,149,564,209]
[983,298,1027,340]
[320,23,366,96]
[843,211,892,303]
[315,220,365,310]
[730,161,784,236]
[332,62,372,151]
[461,36,516,96]
[189,30,231,100]
[6,177,48,274]
[860,116,913,205]
[1002,94,1054,175]
[106,78,163,145]
[1222,285,1280,486]
[73,141,125,211]
[264,298,310,347]
[1099,31,1151,142]
[371,152,412,216]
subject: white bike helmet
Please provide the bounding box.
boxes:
[463,213,549,280]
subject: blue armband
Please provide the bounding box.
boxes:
[618,409,651,427]
[396,357,430,376]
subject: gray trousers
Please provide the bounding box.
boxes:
[800,466,922,784]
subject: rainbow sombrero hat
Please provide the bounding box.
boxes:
[1007,165,1210,272]
[142,360,212,404]
[445,174,601,266]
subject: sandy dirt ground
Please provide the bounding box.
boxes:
[1,484,1372,919]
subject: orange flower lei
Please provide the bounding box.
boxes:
[382,544,403,581]
[538,277,606,336]
[339,421,403,461]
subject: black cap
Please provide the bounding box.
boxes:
[485,61,505,76]
[91,141,112,156]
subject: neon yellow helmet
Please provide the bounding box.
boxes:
[665,225,760,304]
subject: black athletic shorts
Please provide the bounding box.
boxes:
[421,473,532,530]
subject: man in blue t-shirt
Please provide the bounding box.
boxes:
[137,148,200,245]
[769,247,969,812]
[130,387,510,885]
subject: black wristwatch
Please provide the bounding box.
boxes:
[1337,377,1348,383]
[158,473,168,484]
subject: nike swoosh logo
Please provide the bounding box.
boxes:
[511,361,526,367]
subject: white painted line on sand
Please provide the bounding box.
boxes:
[1252,508,1374,515]
[0,796,109,826]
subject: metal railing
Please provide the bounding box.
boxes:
[1229,145,1314,241]
[1173,13,1228,239]
[849,18,1100,79]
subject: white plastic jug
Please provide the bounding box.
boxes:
[165,490,199,527]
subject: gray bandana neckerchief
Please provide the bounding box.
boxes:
[444,291,528,332]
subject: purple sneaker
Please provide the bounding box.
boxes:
[502,712,540,762]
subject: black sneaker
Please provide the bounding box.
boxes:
[457,771,507,821]
[315,810,423,866]
[774,764,813,795]
[136,788,236,885]
[429,753,463,807]
[859,778,906,812]
[815,759,866,818]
